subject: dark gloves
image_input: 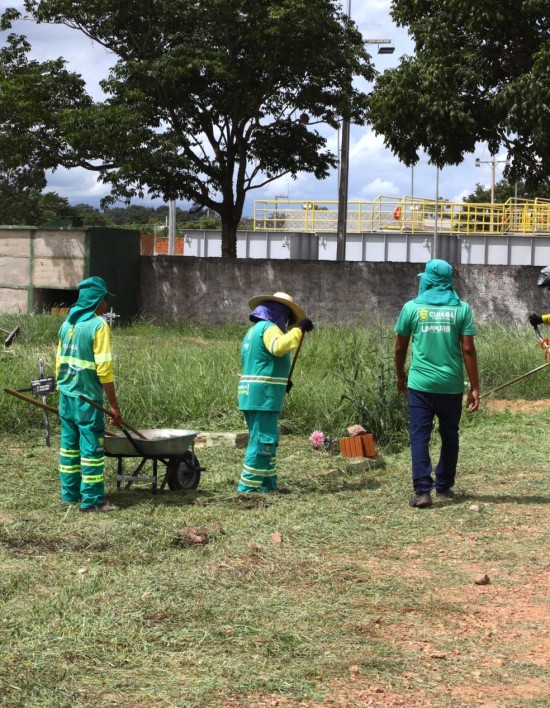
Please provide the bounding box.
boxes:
[529,313,544,327]
[286,379,293,394]
[297,318,314,333]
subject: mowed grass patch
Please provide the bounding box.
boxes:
[1,404,549,707]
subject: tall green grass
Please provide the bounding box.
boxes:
[1,316,550,448]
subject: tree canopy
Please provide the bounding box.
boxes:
[463,178,550,204]
[1,0,374,256]
[369,0,550,190]
[0,33,90,224]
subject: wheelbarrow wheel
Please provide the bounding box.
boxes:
[166,451,201,491]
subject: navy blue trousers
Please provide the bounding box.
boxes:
[407,388,463,494]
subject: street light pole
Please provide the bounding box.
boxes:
[336,0,352,262]
[433,167,439,259]
[335,0,394,260]
[336,118,350,261]
[168,200,176,255]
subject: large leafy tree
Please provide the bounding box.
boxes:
[369,1,550,191]
[0,33,89,224]
[1,1,374,257]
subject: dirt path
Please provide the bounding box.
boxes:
[483,398,550,414]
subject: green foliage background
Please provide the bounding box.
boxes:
[2,316,549,450]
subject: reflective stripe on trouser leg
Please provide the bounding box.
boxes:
[59,394,82,503]
[238,410,279,493]
[59,394,106,509]
[78,401,106,509]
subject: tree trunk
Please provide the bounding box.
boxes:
[220,209,240,259]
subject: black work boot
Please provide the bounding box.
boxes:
[436,488,455,499]
[409,492,432,508]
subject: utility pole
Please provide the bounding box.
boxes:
[335,15,395,261]
[336,118,350,261]
[168,200,176,255]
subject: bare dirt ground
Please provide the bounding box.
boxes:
[225,561,550,707]
[223,412,550,708]
[482,398,550,414]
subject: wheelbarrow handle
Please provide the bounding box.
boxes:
[4,387,59,415]
[79,395,147,440]
[3,387,116,436]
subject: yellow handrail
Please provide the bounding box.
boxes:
[253,197,550,235]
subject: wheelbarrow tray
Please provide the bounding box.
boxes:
[104,429,200,457]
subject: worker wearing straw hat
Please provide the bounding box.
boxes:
[238,292,314,494]
[56,277,123,512]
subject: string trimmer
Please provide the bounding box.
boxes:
[481,325,550,399]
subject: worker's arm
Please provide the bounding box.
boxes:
[394,334,410,393]
[528,313,550,326]
[461,334,480,412]
[263,324,303,356]
[94,322,122,426]
[102,381,122,427]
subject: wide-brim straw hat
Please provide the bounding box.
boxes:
[248,292,306,324]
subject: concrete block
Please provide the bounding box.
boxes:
[0,288,27,313]
[195,431,249,449]
[0,232,31,257]
[32,257,85,287]
[345,456,385,471]
[34,231,86,258]
[0,257,30,287]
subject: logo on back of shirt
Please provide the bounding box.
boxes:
[417,307,457,333]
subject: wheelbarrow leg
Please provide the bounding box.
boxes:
[116,458,123,491]
[125,458,148,489]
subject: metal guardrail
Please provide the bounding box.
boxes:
[254,196,550,235]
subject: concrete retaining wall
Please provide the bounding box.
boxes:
[139,257,550,326]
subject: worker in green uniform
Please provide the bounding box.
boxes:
[394,260,480,508]
[528,265,550,327]
[237,292,314,494]
[56,276,123,512]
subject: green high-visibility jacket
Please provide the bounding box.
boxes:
[238,320,301,412]
[56,315,114,401]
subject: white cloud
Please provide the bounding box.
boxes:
[451,188,471,203]
[355,177,399,200]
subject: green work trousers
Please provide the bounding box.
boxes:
[237,410,280,493]
[59,393,106,509]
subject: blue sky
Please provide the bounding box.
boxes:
[2,1,504,215]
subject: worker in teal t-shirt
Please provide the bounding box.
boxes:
[394,260,480,509]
